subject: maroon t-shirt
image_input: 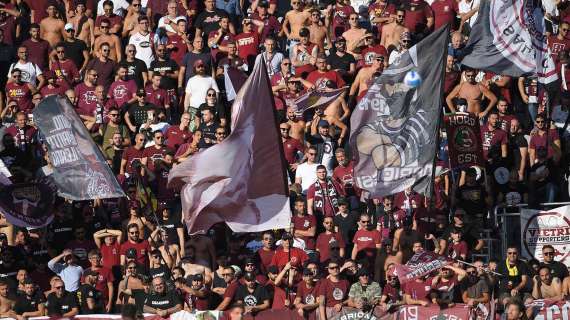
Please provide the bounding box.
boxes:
[480,126,507,161]
[270,247,308,270]
[108,79,137,107]
[403,280,431,302]
[315,232,345,263]
[432,275,459,293]
[331,5,355,38]
[142,145,174,172]
[0,15,17,45]
[306,70,346,89]
[447,240,469,259]
[292,214,317,250]
[144,85,168,108]
[352,229,381,257]
[84,266,114,301]
[5,125,36,147]
[319,278,349,307]
[548,35,570,62]
[223,280,239,299]
[444,70,460,96]
[100,241,121,270]
[306,181,343,217]
[22,39,51,71]
[404,1,434,33]
[165,126,192,150]
[332,161,358,196]
[382,283,402,303]
[120,240,151,266]
[235,31,260,63]
[166,33,189,65]
[529,129,560,160]
[250,13,281,42]
[121,146,145,175]
[185,287,210,310]
[282,137,304,164]
[256,248,275,274]
[431,0,458,30]
[499,114,516,133]
[75,82,97,116]
[5,82,33,114]
[52,59,79,86]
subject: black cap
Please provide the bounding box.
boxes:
[282,232,293,240]
[267,266,279,275]
[136,88,146,97]
[245,257,256,265]
[126,248,137,259]
[302,268,313,276]
[258,0,269,7]
[244,272,256,281]
[192,274,204,282]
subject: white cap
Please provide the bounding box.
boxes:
[64,23,74,31]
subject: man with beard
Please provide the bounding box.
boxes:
[351,213,382,269]
[307,165,343,218]
[481,111,508,164]
[307,55,346,90]
[446,68,497,118]
[5,69,35,115]
[286,107,307,142]
[141,130,174,173]
[85,43,117,88]
[14,278,45,318]
[125,89,159,133]
[540,245,568,281]
[149,43,179,114]
[108,65,137,109]
[507,119,528,182]
[316,216,346,263]
[347,268,381,312]
[461,265,490,307]
[318,259,350,319]
[532,265,564,301]
[327,37,356,82]
[234,272,270,315]
[291,198,316,252]
[374,196,405,240]
[380,266,403,311]
[143,276,182,317]
[120,223,151,268]
[430,265,466,308]
[75,69,98,120]
[77,270,103,314]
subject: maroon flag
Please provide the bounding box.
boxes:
[168,57,291,234]
[392,251,452,284]
[290,87,347,116]
[444,112,483,169]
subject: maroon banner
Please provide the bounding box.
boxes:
[529,300,570,320]
[393,251,452,284]
[395,304,471,320]
[444,113,483,169]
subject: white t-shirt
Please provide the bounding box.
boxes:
[321,137,334,173]
[129,32,155,68]
[295,162,319,193]
[97,0,130,16]
[8,61,42,85]
[185,75,220,109]
[157,15,186,34]
[458,0,480,28]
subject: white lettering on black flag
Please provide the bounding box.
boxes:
[33,95,125,200]
[462,0,557,84]
[349,26,449,197]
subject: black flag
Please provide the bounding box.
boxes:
[349,25,449,197]
[33,95,125,200]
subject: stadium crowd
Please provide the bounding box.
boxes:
[1,0,570,318]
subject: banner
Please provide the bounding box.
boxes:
[33,95,125,200]
[462,0,557,84]
[520,205,570,266]
[444,113,483,169]
[0,175,56,228]
[291,87,347,116]
[533,301,570,320]
[350,25,449,197]
[392,251,453,284]
[169,56,291,234]
[395,304,471,320]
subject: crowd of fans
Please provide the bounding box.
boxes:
[1,0,570,318]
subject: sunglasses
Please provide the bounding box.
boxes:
[129,231,139,235]
[280,128,288,131]
[155,136,164,140]
[109,113,119,117]
[543,251,555,256]
[328,266,339,270]
[207,93,216,97]
[57,50,65,54]
[507,252,517,255]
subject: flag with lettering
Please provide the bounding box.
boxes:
[33,95,125,200]
[349,25,449,197]
[444,112,484,169]
[291,87,347,116]
[392,251,453,284]
[461,0,558,84]
[168,57,291,234]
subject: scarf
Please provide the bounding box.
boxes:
[314,178,339,215]
[505,259,518,277]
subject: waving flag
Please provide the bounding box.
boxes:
[392,251,453,284]
[462,0,557,84]
[291,87,347,115]
[169,57,291,234]
[349,26,449,197]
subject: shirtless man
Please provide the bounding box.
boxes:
[185,234,216,269]
[40,4,65,47]
[342,13,366,55]
[312,108,347,141]
[380,8,408,50]
[350,53,384,102]
[93,19,122,62]
[180,247,213,285]
[324,93,350,122]
[68,1,94,49]
[0,281,15,319]
[122,1,143,38]
[308,9,329,52]
[446,68,497,118]
[286,107,307,142]
[282,0,310,50]
[532,266,564,301]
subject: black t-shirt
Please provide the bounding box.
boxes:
[199,102,227,122]
[496,260,530,293]
[121,59,149,89]
[198,121,220,149]
[127,103,159,127]
[161,216,183,244]
[327,52,356,74]
[234,284,270,306]
[194,10,229,41]
[63,39,88,72]
[46,292,78,316]
[144,290,181,310]
[150,264,172,280]
[507,133,528,171]
[456,184,487,216]
[14,291,45,315]
[149,59,179,90]
[333,212,358,246]
[77,284,103,314]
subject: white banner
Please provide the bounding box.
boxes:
[520,205,570,266]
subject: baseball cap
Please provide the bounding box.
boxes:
[126,248,137,259]
[318,120,330,127]
[243,272,256,281]
[64,23,74,31]
[192,274,204,282]
[401,31,411,41]
[136,88,146,97]
[258,0,269,7]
